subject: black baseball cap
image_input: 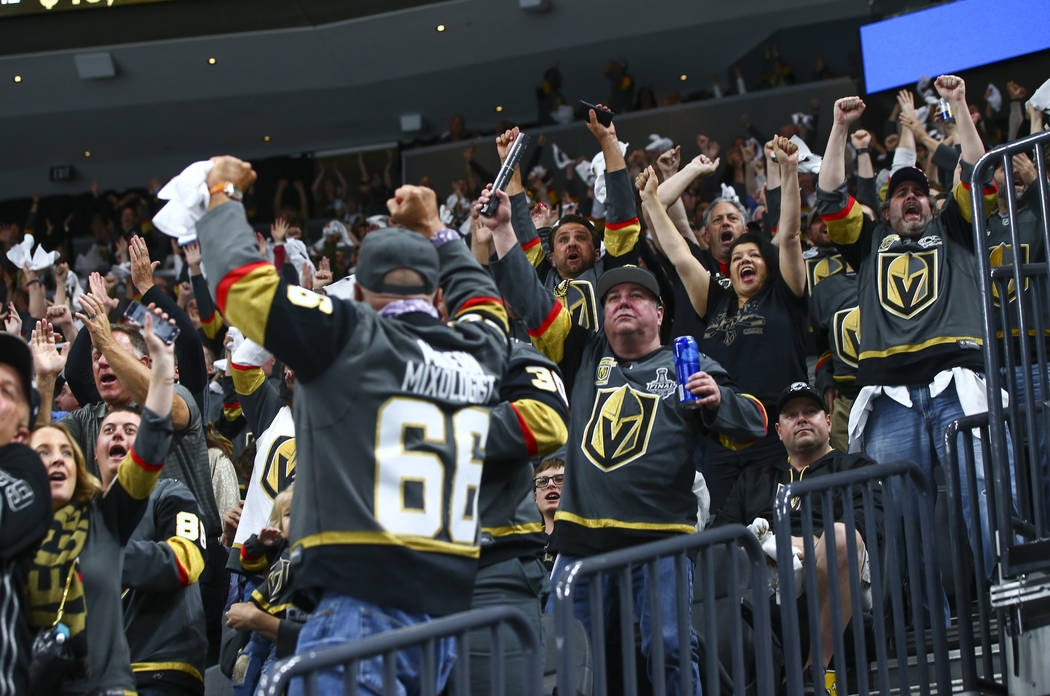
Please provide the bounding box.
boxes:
[0,332,37,420]
[776,381,826,417]
[886,166,930,201]
[595,265,661,304]
[355,227,439,295]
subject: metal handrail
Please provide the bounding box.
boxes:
[256,605,540,696]
[970,128,1050,577]
[552,524,776,696]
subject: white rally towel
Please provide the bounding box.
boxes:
[281,238,316,287]
[748,517,804,603]
[551,142,574,171]
[719,183,740,204]
[790,135,823,175]
[591,140,629,205]
[233,406,296,547]
[231,337,272,370]
[151,160,214,244]
[1028,77,1050,114]
[645,133,674,154]
[6,234,60,271]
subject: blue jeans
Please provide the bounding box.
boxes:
[234,632,272,696]
[864,381,1006,577]
[548,555,701,696]
[289,593,457,696]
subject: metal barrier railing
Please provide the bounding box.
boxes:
[944,413,1010,692]
[970,128,1050,578]
[552,525,776,696]
[774,460,951,696]
[255,606,540,696]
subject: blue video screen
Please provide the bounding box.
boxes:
[860,0,1050,93]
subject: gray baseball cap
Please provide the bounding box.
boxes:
[355,227,439,295]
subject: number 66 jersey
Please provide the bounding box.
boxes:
[198,202,510,617]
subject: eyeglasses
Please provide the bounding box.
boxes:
[533,474,564,489]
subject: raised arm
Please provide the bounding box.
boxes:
[851,129,877,212]
[75,290,192,430]
[29,319,66,426]
[588,104,626,174]
[772,136,805,297]
[937,75,984,166]
[657,152,721,208]
[819,97,866,193]
[103,306,178,542]
[654,146,694,239]
[198,157,361,384]
[24,268,45,321]
[483,185,586,372]
[638,164,713,320]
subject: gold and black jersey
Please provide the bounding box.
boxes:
[479,340,568,567]
[198,202,509,617]
[496,168,642,333]
[810,269,860,388]
[816,172,996,386]
[983,183,1049,364]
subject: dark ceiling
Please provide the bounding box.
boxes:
[0,0,445,54]
[0,0,873,198]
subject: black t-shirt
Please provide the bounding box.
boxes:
[701,274,808,406]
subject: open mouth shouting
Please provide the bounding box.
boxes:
[902,199,923,223]
[737,262,758,285]
[105,443,128,466]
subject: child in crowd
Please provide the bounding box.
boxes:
[225,484,305,695]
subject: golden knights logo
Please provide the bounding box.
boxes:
[555,279,598,331]
[988,242,1029,307]
[877,250,938,319]
[261,435,297,499]
[582,385,658,471]
[833,306,860,368]
[804,251,844,294]
[595,357,616,386]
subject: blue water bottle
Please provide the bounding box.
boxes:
[673,336,702,408]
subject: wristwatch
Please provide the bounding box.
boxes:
[208,181,244,201]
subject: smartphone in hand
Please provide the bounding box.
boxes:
[578,100,614,127]
[124,300,180,344]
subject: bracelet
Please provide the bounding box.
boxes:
[855,147,871,155]
[25,279,40,286]
[208,182,244,201]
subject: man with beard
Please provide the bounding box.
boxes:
[492,108,641,333]
[815,75,1000,573]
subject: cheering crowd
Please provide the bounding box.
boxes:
[0,66,1048,696]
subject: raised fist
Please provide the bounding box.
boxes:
[850,129,872,149]
[207,156,257,193]
[833,97,866,125]
[935,75,966,103]
[771,135,798,165]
